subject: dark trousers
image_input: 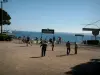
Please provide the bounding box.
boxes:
[52,46,54,51]
[41,48,46,57]
[67,48,70,55]
[75,48,77,54]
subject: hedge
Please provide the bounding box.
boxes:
[87,40,99,45]
[0,34,12,41]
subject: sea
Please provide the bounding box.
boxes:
[12,31,100,43]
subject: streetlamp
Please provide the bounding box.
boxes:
[1,0,8,34]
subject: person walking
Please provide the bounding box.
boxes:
[22,36,25,43]
[66,41,71,55]
[26,36,32,46]
[29,38,33,46]
[75,42,78,54]
[40,41,47,57]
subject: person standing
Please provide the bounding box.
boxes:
[40,41,47,57]
[59,37,61,44]
[53,36,55,42]
[66,41,71,55]
[52,41,54,51]
[22,36,25,43]
[75,42,78,54]
[49,38,52,44]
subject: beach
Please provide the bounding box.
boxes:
[0,41,100,75]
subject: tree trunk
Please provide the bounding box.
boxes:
[1,25,3,34]
[1,1,3,34]
[94,35,96,40]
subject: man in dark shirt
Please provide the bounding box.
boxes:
[26,36,30,46]
[66,41,71,55]
[40,41,47,57]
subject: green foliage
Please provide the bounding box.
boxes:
[0,34,12,41]
[0,8,11,25]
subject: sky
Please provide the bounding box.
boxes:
[2,0,100,33]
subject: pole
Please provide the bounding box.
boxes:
[41,33,42,40]
[82,36,83,44]
[1,0,8,34]
[95,35,96,40]
[91,36,92,40]
[52,34,54,41]
[75,36,77,43]
[1,1,3,34]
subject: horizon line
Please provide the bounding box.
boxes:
[12,30,93,34]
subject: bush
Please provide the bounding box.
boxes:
[0,34,12,41]
[87,40,99,45]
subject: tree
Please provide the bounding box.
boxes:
[0,8,11,34]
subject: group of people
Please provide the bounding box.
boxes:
[39,39,55,57]
[17,36,78,57]
[40,36,62,44]
[40,40,78,57]
[18,36,32,46]
[66,41,78,55]
[49,37,61,44]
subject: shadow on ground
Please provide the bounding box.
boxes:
[56,54,75,57]
[56,54,66,57]
[19,46,27,47]
[65,59,100,75]
[14,42,24,44]
[30,56,41,58]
